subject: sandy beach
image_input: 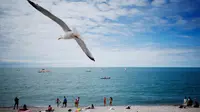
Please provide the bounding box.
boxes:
[0,105,200,112]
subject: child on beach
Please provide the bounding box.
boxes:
[104,97,106,106]
[56,98,61,107]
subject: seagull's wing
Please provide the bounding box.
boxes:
[27,0,71,32]
[74,37,95,61]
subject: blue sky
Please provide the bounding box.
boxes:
[0,0,200,67]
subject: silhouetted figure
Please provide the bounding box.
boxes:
[126,105,131,109]
[13,97,19,109]
[109,97,113,106]
[193,98,199,108]
[19,104,28,111]
[187,97,193,106]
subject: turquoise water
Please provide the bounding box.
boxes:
[0,67,200,107]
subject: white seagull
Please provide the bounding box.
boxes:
[27,0,95,61]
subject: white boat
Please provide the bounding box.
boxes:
[86,69,91,72]
[100,77,111,79]
[38,69,50,73]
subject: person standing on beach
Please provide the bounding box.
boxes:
[75,98,78,107]
[74,97,80,108]
[13,97,19,109]
[77,97,80,107]
[184,96,187,105]
[187,97,193,106]
[63,96,67,107]
[104,97,106,106]
[56,98,61,107]
[109,97,113,106]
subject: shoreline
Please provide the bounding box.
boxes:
[0,104,180,108]
[0,105,200,112]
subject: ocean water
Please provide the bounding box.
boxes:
[0,67,200,107]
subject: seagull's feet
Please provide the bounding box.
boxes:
[72,33,80,38]
[74,34,80,38]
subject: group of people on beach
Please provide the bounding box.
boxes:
[56,96,80,108]
[104,97,113,106]
[13,97,54,112]
[13,96,113,112]
[180,96,199,108]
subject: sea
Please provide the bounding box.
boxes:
[0,67,200,107]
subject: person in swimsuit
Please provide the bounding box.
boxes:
[75,98,78,107]
[77,97,80,107]
[109,97,113,106]
[104,97,106,106]
[56,98,61,107]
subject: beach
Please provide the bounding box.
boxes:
[0,105,200,112]
[1,68,200,112]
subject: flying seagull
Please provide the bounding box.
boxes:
[27,0,95,61]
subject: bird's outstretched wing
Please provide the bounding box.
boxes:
[27,0,71,32]
[74,37,95,61]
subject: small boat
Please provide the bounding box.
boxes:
[16,69,20,71]
[38,69,50,73]
[100,77,111,79]
[86,69,91,72]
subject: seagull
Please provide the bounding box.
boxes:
[27,0,95,61]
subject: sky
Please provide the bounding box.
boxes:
[0,0,200,67]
